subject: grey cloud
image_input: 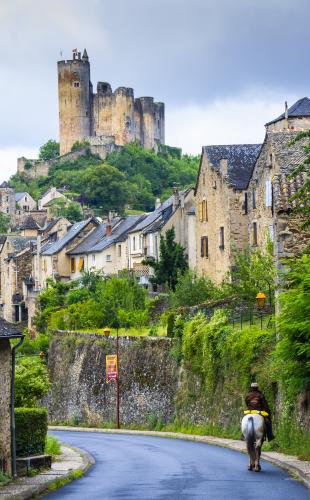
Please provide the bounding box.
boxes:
[0,0,309,150]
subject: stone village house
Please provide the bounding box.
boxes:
[195,97,310,283]
[0,319,23,476]
[195,144,260,283]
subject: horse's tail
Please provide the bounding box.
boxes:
[246,416,255,459]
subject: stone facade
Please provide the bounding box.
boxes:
[58,50,165,156]
[247,131,310,261]
[0,339,11,474]
[0,182,15,225]
[195,145,260,283]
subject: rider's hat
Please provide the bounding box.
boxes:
[251,382,259,388]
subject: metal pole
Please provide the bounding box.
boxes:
[10,335,25,478]
[116,328,120,429]
[260,312,263,330]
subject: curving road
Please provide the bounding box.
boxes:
[47,431,309,499]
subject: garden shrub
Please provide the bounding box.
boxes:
[15,408,48,457]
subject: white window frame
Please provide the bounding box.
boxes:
[265,177,272,207]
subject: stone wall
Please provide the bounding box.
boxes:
[195,155,248,283]
[47,333,178,426]
[0,339,11,474]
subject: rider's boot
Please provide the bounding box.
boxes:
[265,419,275,441]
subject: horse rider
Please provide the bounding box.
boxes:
[245,382,275,441]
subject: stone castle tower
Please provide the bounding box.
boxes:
[58,49,165,156]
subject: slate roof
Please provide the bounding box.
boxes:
[202,144,261,190]
[19,216,39,230]
[15,192,28,202]
[267,131,308,175]
[67,223,108,255]
[0,318,23,339]
[89,215,145,253]
[131,191,179,235]
[266,97,310,126]
[0,181,10,188]
[41,217,98,256]
[5,236,36,257]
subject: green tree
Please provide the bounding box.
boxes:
[15,357,50,407]
[71,139,90,152]
[83,164,130,213]
[146,227,188,290]
[275,254,310,396]
[49,198,83,222]
[289,131,310,228]
[227,242,276,305]
[0,212,10,233]
[39,140,60,161]
[171,270,219,307]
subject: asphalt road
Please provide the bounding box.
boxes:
[47,431,309,500]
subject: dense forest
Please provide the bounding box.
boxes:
[9,142,199,215]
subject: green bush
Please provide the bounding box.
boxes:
[15,357,50,407]
[15,408,48,457]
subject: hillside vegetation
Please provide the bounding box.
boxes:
[10,143,199,215]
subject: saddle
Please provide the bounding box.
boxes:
[243,410,269,417]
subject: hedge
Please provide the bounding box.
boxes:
[15,408,48,457]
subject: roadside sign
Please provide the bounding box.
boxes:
[106,354,118,383]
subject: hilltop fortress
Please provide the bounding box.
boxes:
[58,49,165,155]
[18,49,165,177]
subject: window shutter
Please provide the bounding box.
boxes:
[265,178,272,207]
[198,202,203,222]
[200,237,204,257]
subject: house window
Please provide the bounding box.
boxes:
[92,254,96,264]
[252,189,257,209]
[219,227,224,249]
[199,200,207,222]
[118,245,121,257]
[106,254,111,262]
[202,174,206,186]
[73,81,80,88]
[265,177,272,207]
[78,257,84,271]
[253,222,258,246]
[6,196,9,202]
[70,258,76,273]
[268,225,274,242]
[200,236,208,258]
[243,192,248,214]
[133,236,136,251]
[6,208,9,214]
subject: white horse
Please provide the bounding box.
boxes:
[241,413,265,471]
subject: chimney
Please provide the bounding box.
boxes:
[220,158,228,177]
[284,101,289,129]
[173,183,180,211]
[155,198,161,210]
[106,222,112,237]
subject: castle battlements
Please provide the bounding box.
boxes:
[58,49,165,155]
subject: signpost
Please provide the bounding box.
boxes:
[106,355,118,383]
[105,327,120,429]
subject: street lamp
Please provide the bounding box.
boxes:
[103,327,111,337]
[256,292,266,329]
[256,292,266,308]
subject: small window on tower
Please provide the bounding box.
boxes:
[73,81,80,88]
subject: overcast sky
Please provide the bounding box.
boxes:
[0,0,309,181]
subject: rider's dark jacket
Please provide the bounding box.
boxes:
[245,389,271,416]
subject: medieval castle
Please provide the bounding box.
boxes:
[17,49,165,176]
[58,49,165,155]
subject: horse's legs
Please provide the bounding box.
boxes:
[254,439,263,472]
[246,440,255,470]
